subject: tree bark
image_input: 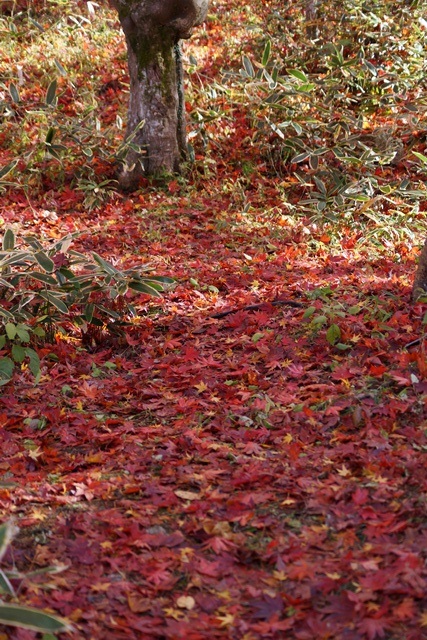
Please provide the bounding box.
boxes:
[112,0,209,190]
[412,239,427,301]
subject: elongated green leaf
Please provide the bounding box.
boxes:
[0,568,16,596]
[139,280,164,292]
[242,55,255,78]
[45,79,57,107]
[92,252,118,275]
[288,68,308,82]
[0,604,72,633]
[9,82,20,103]
[2,229,15,251]
[262,40,271,66]
[142,275,175,285]
[54,58,67,76]
[291,151,310,163]
[0,251,32,267]
[38,292,69,313]
[27,271,58,285]
[0,160,18,181]
[34,251,55,274]
[413,151,427,165]
[45,127,56,145]
[128,281,162,297]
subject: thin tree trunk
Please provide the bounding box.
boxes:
[112,0,209,191]
[116,18,180,189]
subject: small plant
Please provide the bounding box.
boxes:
[0,227,174,384]
[0,520,72,635]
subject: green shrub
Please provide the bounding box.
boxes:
[0,227,174,385]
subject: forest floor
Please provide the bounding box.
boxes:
[1,1,427,639]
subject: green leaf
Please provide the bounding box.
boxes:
[92,252,118,275]
[262,40,271,66]
[326,323,341,345]
[288,68,308,83]
[5,323,16,340]
[0,335,6,348]
[252,332,264,343]
[16,325,30,343]
[54,58,67,76]
[291,151,310,163]
[2,228,15,251]
[34,251,55,273]
[11,344,26,363]
[38,292,69,313]
[242,55,255,78]
[0,357,14,384]
[27,271,58,285]
[128,281,162,297]
[303,306,316,319]
[84,303,94,322]
[0,604,72,633]
[26,348,41,381]
[45,127,56,145]
[0,160,18,181]
[9,82,20,103]
[413,151,427,166]
[29,17,45,31]
[0,568,16,596]
[45,79,57,107]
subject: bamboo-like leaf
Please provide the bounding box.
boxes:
[0,568,16,596]
[9,83,20,103]
[38,292,69,313]
[288,68,308,82]
[45,79,57,106]
[262,40,271,66]
[242,55,255,78]
[0,161,18,181]
[0,604,72,633]
[34,251,55,273]
[92,252,118,275]
[2,228,15,251]
[128,281,162,297]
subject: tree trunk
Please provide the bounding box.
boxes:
[113,0,209,191]
[412,239,427,301]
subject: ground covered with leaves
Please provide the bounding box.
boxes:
[1,0,427,638]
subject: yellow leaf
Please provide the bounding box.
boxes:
[337,465,351,477]
[420,611,427,627]
[164,607,185,620]
[194,381,208,393]
[216,613,235,627]
[29,508,47,521]
[91,582,111,592]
